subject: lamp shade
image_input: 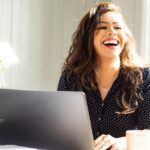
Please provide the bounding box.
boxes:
[0,42,19,69]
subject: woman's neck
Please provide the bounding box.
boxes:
[95,58,120,88]
[95,59,120,100]
[96,58,120,75]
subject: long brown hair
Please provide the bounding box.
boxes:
[62,2,143,114]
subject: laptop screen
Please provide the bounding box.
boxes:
[0,89,94,150]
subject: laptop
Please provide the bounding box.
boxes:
[0,89,94,150]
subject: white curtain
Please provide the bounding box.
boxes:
[0,0,96,90]
[114,0,150,64]
[140,0,150,63]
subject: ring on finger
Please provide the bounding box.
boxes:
[103,137,108,144]
[102,140,106,145]
[107,139,112,145]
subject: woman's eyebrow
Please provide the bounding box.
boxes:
[99,21,109,24]
[99,21,120,25]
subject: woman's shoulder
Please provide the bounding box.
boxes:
[60,69,76,80]
[60,69,70,78]
[121,66,150,83]
[141,67,150,89]
[142,67,150,80]
[58,69,79,91]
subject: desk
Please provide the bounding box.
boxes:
[0,145,37,150]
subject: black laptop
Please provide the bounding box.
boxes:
[0,89,94,150]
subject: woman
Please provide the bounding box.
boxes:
[57,2,150,150]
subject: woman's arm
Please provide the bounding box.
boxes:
[137,68,150,129]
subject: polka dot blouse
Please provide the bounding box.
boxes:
[57,68,150,140]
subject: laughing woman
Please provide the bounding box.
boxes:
[57,2,150,150]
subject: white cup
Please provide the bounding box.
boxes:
[126,130,150,150]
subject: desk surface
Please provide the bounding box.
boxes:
[0,145,37,149]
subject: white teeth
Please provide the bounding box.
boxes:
[104,40,118,45]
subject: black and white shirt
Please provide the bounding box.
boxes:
[57,68,150,139]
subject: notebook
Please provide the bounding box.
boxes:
[0,89,94,150]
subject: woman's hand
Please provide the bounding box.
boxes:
[94,134,126,150]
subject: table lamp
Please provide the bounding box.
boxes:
[0,42,19,87]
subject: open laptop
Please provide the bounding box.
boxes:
[0,89,94,150]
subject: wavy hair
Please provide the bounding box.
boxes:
[62,2,143,114]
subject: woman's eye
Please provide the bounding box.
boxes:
[114,26,122,30]
[96,26,107,30]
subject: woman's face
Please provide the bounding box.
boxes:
[93,11,127,61]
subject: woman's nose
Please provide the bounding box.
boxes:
[108,28,116,36]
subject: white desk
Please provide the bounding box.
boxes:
[0,145,37,150]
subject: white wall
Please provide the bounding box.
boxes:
[0,0,146,91]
